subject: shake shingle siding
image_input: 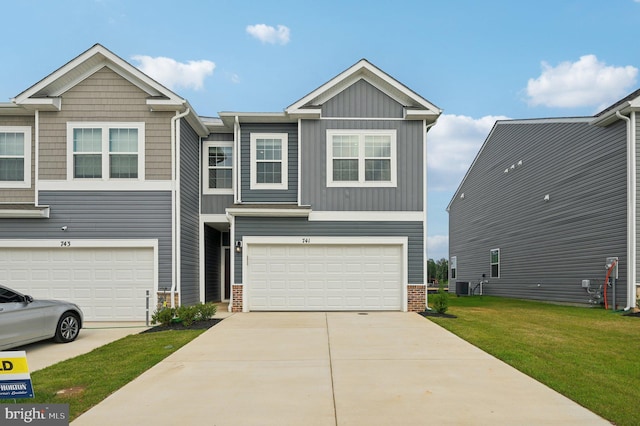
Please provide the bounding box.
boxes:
[448,119,627,306]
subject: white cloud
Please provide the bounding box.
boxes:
[525,55,637,109]
[428,114,509,192]
[246,24,290,45]
[427,235,449,260]
[132,55,215,91]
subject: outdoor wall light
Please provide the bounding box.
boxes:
[235,240,242,253]
[544,194,550,202]
[61,225,68,231]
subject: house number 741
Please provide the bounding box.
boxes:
[302,238,311,244]
[60,241,71,247]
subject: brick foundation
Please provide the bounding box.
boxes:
[156,292,179,309]
[407,284,426,312]
[231,284,244,312]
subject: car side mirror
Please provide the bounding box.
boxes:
[23,295,34,303]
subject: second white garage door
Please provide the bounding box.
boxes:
[0,246,154,321]
[247,243,402,311]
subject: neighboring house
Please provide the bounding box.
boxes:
[447,90,640,310]
[0,44,441,319]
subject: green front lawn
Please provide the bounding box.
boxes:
[0,330,205,421]
[426,296,640,426]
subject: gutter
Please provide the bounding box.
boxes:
[170,106,190,308]
[616,110,636,311]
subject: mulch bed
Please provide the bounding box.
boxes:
[141,318,223,333]
[418,311,457,319]
[623,311,640,318]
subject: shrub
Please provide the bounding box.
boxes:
[195,302,217,321]
[151,307,175,327]
[176,305,198,327]
[431,283,450,314]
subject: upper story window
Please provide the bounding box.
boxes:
[0,127,31,189]
[450,256,457,280]
[250,133,288,190]
[67,122,144,180]
[326,129,396,187]
[203,141,233,194]
[490,248,500,278]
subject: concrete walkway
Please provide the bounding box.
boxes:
[73,312,608,425]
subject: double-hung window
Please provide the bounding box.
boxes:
[0,127,31,188]
[250,133,288,190]
[490,249,500,278]
[203,141,233,194]
[68,123,144,180]
[327,129,397,187]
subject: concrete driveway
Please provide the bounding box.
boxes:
[16,322,148,372]
[73,312,608,425]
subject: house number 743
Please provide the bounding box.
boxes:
[60,241,71,247]
[302,238,311,244]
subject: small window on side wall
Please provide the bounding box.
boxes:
[204,141,233,194]
[450,256,457,279]
[490,249,500,278]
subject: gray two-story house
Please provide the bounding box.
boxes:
[0,44,441,319]
[448,91,640,311]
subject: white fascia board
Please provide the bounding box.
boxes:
[0,239,158,249]
[286,108,322,119]
[0,207,49,219]
[243,235,407,246]
[226,207,312,217]
[309,211,423,221]
[16,98,62,111]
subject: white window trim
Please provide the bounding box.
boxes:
[203,141,234,195]
[326,129,397,188]
[66,122,145,181]
[451,256,457,280]
[0,126,31,189]
[250,133,288,190]
[490,248,500,278]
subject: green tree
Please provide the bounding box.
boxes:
[427,258,437,283]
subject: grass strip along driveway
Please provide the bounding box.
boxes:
[426,296,640,426]
[0,329,205,421]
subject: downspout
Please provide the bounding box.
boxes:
[423,119,438,311]
[234,116,241,204]
[34,110,39,207]
[170,106,190,308]
[616,110,635,311]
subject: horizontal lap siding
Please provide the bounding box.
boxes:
[0,191,173,291]
[0,115,35,202]
[449,120,627,306]
[234,217,423,284]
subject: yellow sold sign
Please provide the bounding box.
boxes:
[0,351,34,399]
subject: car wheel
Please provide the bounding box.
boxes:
[54,312,80,343]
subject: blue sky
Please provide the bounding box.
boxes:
[2,0,640,260]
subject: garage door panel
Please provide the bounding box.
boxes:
[0,247,153,321]
[248,243,402,311]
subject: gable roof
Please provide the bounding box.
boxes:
[11,44,208,135]
[285,59,442,122]
[591,88,640,127]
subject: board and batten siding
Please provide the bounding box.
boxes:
[300,119,423,211]
[38,67,174,181]
[0,115,35,202]
[179,120,200,305]
[0,191,173,291]
[321,79,404,118]
[448,119,627,306]
[201,132,235,214]
[240,123,298,203]
[233,217,423,284]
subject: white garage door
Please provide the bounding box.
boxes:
[247,244,402,311]
[0,247,154,321]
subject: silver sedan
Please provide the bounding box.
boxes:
[0,284,83,350]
